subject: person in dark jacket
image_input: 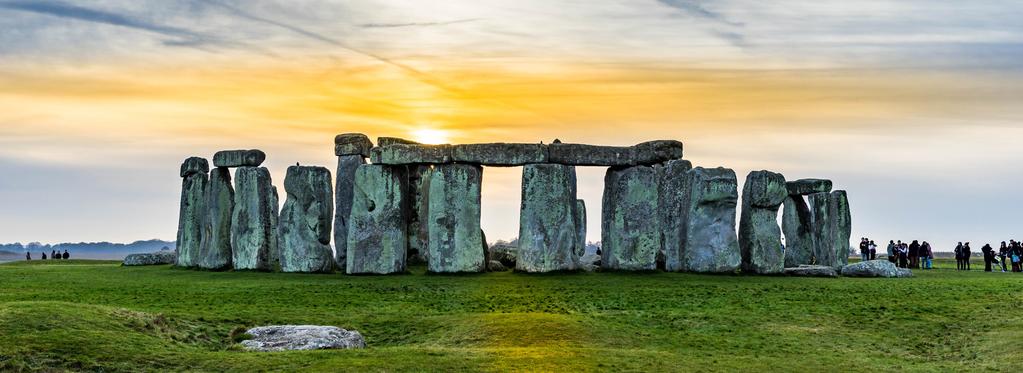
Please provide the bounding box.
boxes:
[954,242,964,270]
[908,240,920,269]
[859,238,870,262]
[963,242,972,270]
[897,243,909,268]
[998,242,1009,272]
[41,252,47,260]
[887,241,896,263]
[51,250,57,260]
[1010,240,1023,272]
[920,241,933,269]
[62,250,69,260]
[25,252,31,261]
[869,240,877,261]
[982,244,994,272]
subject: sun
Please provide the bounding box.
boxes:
[410,129,451,145]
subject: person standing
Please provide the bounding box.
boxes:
[859,238,870,262]
[41,252,47,260]
[887,240,896,264]
[998,242,1009,272]
[25,252,31,261]
[981,243,994,272]
[954,242,964,270]
[908,240,920,269]
[869,240,877,261]
[897,243,909,268]
[963,242,972,270]
[920,241,932,269]
[1011,240,1022,272]
[62,250,69,260]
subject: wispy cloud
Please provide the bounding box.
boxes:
[359,18,482,29]
[655,0,746,47]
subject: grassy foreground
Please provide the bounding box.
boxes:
[0,259,1021,372]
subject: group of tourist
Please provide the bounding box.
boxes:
[877,239,934,269]
[976,241,1023,272]
[24,250,70,261]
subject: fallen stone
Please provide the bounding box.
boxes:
[547,143,632,166]
[451,143,548,166]
[370,144,452,164]
[406,165,432,265]
[602,166,661,271]
[279,166,334,273]
[578,253,601,272]
[334,133,373,157]
[896,268,914,278]
[489,244,517,267]
[574,199,587,257]
[808,192,836,267]
[176,158,208,268]
[240,325,366,352]
[659,159,693,272]
[487,260,508,272]
[180,156,209,178]
[427,164,485,273]
[830,190,852,266]
[783,265,838,277]
[199,167,234,270]
[123,251,176,266]
[212,150,266,168]
[786,179,832,196]
[782,195,814,267]
[840,259,907,278]
[678,167,741,273]
[332,155,365,271]
[347,165,408,274]
[517,164,579,272]
[632,140,684,165]
[377,137,419,147]
[739,170,787,274]
[232,167,279,271]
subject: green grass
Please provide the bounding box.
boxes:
[0,259,1020,372]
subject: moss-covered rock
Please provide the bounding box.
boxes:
[426,164,485,273]
[738,170,787,274]
[782,195,814,267]
[176,157,208,268]
[231,167,278,271]
[517,164,578,272]
[678,167,741,273]
[602,166,660,271]
[332,155,364,271]
[198,167,233,270]
[808,192,836,266]
[279,166,334,273]
[347,165,408,274]
[658,159,693,272]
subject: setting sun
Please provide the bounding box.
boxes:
[411,129,451,145]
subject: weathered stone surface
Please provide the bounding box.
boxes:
[332,155,364,271]
[547,143,632,166]
[840,259,907,278]
[896,268,914,278]
[347,165,408,274]
[659,159,693,272]
[241,325,366,352]
[406,165,432,265]
[427,164,485,273]
[198,167,233,270]
[830,190,852,266]
[578,253,601,272]
[602,166,661,271]
[739,170,787,274]
[212,150,266,168]
[632,140,684,165]
[279,166,334,273]
[487,260,508,272]
[489,243,517,267]
[451,143,547,166]
[334,133,373,157]
[517,164,578,272]
[123,251,176,266]
[574,200,587,257]
[782,196,814,267]
[232,167,279,271]
[677,167,741,273]
[370,144,452,164]
[783,265,838,277]
[808,192,836,267]
[180,156,209,178]
[786,179,832,196]
[377,137,418,147]
[176,158,208,268]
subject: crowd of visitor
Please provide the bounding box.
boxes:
[857,238,1023,273]
[874,239,935,269]
[24,250,70,261]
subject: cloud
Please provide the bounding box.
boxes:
[359,18,482,28]
[655,0,742,26]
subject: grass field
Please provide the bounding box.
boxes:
[0,258,1021,372]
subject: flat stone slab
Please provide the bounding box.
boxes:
[451,143,547,166]
[240,325,366,352]
[841,260,910,278]
[783,265,838,277]
[180,157,209,177]
[123,251,176,266]
[213,150,266,168]
[786,179,832,195]
[548,143,632,166]
[377,137,419,147]
[334,133,373,157]
[370,144,452,164]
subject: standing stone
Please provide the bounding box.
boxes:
[199,167,234,270]
[830,190,852,266]
[738,171,788,274]
[782,195,814,267]
[602,166,661,271]
[406,165,432,264]
[232,167,279,271]
[279,166,334,273]
[574,200,587,257]
[347,165,408,274]
[517,164,578,272]
[334,133,373,157]
[677,167,741,273]
[426,164,485,273]
[176,157,208,268]
[659,159,693,272]
[333,155,364,271]
[808,192,836,267]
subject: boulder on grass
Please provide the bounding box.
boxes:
[840,259,909,278]
[783,265,838,277]
[123,251,176,266]
[240,325,365,352]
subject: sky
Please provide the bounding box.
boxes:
[1,0,1022,251]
